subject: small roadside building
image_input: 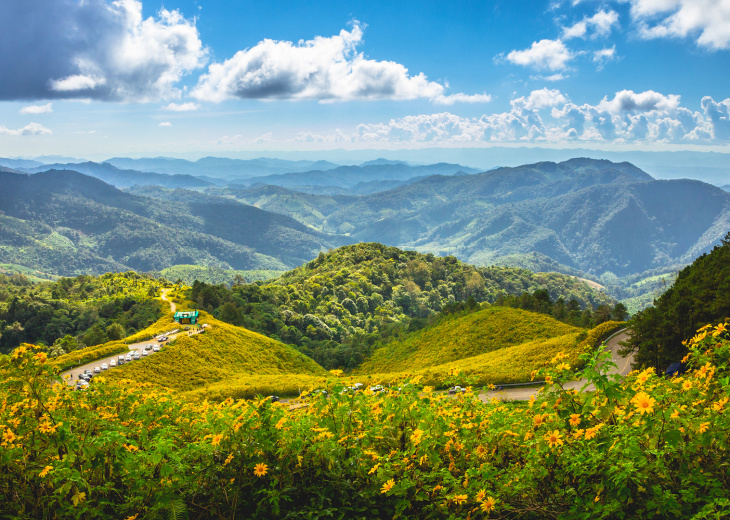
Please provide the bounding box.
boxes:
[174,310,200,325]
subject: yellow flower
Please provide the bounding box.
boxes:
[39,465,52,478]
[573,428,585,439]
[670,409,680,419]
[2,429,16,443]
[712,397,728,412]
[544,430,563,448]
[557,363,571,371]
[544,375,553,385]
[682,380,693,391]
[381,479,395,494]
[584,424,602,439]
[211,434,223,446]
[223,453,234,466]
[452,494,468,505]
[569,414,581,427]
[124,516,138,520]
[124,444,139,453]
[368,463,381,475]
[475,445,487,458]
[533,414,547,427]
[253,463,268,477]
[35,352,48,364]
[699,422,710,433]
[476,489,486,502]
[480,496,497,512]
[275,418,287,430]
[410,428,424,445]
[633,392,656,415]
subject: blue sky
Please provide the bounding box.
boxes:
[0,0,729,159]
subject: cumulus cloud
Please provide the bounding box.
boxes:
[562,9,620,39]
[628,0,730,50]
[163,102,200,111]
[504,39,573,71]
[193,23,484,104]
[530,73,568,82]
[19,103,53,114]
[349,90,730,145]
[159,122,172,127]
[0,123,53,136]
[0,0,206,101]
[596,89,681,114]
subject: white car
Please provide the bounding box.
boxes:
[152,345,160,352]
[125,354,132,362]
[93,366,101,373]
[142,350,149,356]
[101,363,108,370]
[110,359,117,367]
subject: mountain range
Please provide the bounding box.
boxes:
[0,169,344,275]
[2,156,729,300]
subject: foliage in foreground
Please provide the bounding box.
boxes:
[1,321,729,519]
[625,232,730,372]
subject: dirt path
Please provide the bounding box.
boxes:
[479,329,633,402]
[161,288,176,313]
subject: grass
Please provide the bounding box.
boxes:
[357,306,580,374]
[104,311,327,393]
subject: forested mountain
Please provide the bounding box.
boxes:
[0,170,344,275]
[624,233,730,372]
[18,161,212,189]
[186,242,615,369]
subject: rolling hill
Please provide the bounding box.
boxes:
[0,169,345,275]
[103,312,328,395]
[357,306,581,374]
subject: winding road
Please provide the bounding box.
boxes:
[59,288,180,385]
[479,329,634,401]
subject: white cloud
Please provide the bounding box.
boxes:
[530,73,568,82]
[0,123,53,136]
[593,46,616,63]
[596,89,681,114]
[163,102,200,111]
[0,0,206,101]
[628,0,730,50]
[193,23,484,104]
[159,121,172,127]
[432,93,492,105]
[517,88,567,110]
[19,103,53,114]
[51,74,107,92]
[504,39,573,71]
[349,90,729,145]
[562,9,620,39]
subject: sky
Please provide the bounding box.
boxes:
[1,0,729,159]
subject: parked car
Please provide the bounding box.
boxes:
[369,385,385,393]
[75,380,89,390]
[152,345,161,352]
[101,363,108,370]
[110,359,117,367]
[84,369,92,375]
[268,395,280,402]
[144,345,153,351]
[133,352,140,360]
[142,350,149,357]
[447,386,466,395]
[125,354,132,362]
[79,373,92,382]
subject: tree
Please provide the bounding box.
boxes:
[612,303,629,321]
[106,323,125,341]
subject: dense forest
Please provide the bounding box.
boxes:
[185,243,617,369]
[624,232,730,372]
[0,272,163,355]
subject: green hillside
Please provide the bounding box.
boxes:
[0,169,344,275]
[358,306,580,374]
[625,232,730,371]
[188,243,614,370]
[104,312,327,393]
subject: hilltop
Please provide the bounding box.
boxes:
[357,306,581,374]
[104,312,327,394]
[187,243,615,370]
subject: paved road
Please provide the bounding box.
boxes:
[60,288,183,386]
[479,329,634,402]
